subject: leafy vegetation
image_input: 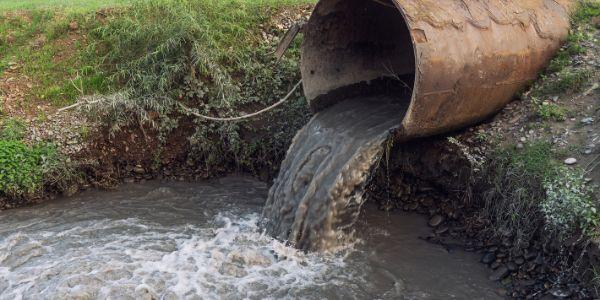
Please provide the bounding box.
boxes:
[0,117,26,140]
[479,143,598,252]
[0,117,64,198]
[80,0,313,174]
[535,100,568,121]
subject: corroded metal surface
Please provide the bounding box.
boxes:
[301,0,574,139]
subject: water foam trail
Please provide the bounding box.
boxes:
[263,96,408,251]
[0,212,358,299]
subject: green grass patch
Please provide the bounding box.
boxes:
[534,100,568,122]
[0,0,132,12]
[572,0,600,25]
[81,0,313,175]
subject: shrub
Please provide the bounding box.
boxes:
[542,168,597,238]
[0,140,58,197]
[0,117,26,140]
[478,143,598,252]
[83,0,311,175]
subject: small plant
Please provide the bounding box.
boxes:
[542,168,598,238]
[474,131,488,143]
[0,117,26,140]
[537,101,568,122]
[0,140,58,197]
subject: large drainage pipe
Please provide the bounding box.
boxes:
[300,0,574,139]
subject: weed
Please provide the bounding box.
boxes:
[572,0,600,25]
[542,168,598,238]
[474,132,488,143]
[533,69,592,97]
[478,142,598,252]
[0,140,58,197]
[536,100,568,122]
[0,117,26,140]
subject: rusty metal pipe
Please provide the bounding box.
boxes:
[300,0,574,139]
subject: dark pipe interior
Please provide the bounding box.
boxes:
[301,0,416,112]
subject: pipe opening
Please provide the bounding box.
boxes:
[301,0,415,112]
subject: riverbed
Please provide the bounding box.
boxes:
[0,176,500,299]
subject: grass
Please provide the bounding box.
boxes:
[0,0,132,11]
[79,0,313,174]
[478,143,598,253]
[526,0,598,120]
[1,0,315,185]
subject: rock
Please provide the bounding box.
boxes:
[435,226,449,235]
[420,196,435,207]
[534,254,544,265]
[69,21,79,30]
[124,177,135,184]
[408,202,419,211]
[516,143,524,149]
[133,165,145,174]
[428,215,444,227]
[521,279,537,287]
[491,261,501,269]
[581,117,594,125]
[564,158,577,165]
[489,266,510,281]
[514,257,525,265]
[524,251,538,260]
[507,262,518,271]
[482,252,496,264]
[550,288,572,298]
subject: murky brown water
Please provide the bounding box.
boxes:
[263,96,407,251]
[0,176,500,299]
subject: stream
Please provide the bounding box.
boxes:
[0,176,501,299]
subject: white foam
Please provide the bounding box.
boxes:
[0,212,356,299]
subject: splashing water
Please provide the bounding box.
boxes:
[0,177,501,299]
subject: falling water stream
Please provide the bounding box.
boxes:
[263,96,407,251]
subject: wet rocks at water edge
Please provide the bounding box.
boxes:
[489,265,510,281]
[428,215,444,227]
[366,164,597,299]
[481,252,496,265]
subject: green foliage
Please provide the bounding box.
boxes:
[83,0,312,175]
[532,69,592,97]
[0,140,58,197]
[534,99,568,122]
[572,0,600,25]
[479,143,598,252]
[0,117,26,140]
[542,168,597,238]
